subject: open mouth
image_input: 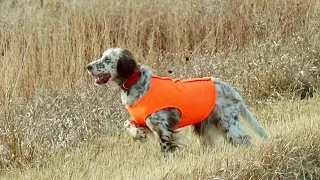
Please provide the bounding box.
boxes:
[94,73,111,85]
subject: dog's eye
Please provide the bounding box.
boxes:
[104,58,111,62]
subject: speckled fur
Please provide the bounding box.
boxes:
[87,48,270,156]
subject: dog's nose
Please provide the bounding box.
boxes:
[87,65,93,71]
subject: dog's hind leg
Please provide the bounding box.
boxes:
[217,101,252,146]
[212,78,269,139]
[212,78,252,146]
[193,113,225,147]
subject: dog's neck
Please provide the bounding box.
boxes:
[120,66,153,107]
[120,71,142,91]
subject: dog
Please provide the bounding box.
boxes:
[87,48,269,155]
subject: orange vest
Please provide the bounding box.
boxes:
[127,76,217,129]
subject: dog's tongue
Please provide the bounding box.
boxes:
[95,74,110,84]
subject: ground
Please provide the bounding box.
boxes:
[1,95,320,179]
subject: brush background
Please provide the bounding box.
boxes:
[0,0,319,179]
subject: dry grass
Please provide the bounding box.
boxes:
[0,0,320,179]
[0,0,319,100]
[1,95,320,179]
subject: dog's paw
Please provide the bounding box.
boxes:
[124,120,148,143]
[124,119,135,128]
[132,128,148,143]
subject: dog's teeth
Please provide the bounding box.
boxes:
[95,76,101,83]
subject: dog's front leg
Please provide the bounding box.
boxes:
[123,120,148,143]
[145,108,181,156]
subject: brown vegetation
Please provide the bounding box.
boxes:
[0,0,319,179]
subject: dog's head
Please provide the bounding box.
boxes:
[87,48,139,85]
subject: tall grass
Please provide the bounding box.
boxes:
[0,0,320,178]
[0,0,319,100]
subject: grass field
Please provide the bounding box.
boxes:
[1,96,320,179]
[0,0,319,179]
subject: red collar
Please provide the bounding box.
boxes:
[120,71,142,90]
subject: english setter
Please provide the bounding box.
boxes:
[87,48,269,155]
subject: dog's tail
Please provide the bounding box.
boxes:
[239,103,270,139]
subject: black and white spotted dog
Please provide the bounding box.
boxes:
[87,48,269,155]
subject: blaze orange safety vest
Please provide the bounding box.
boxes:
[127,76,217,129]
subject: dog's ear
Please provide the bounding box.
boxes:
[116,49,138,80]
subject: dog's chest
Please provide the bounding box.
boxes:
[121,89,145,107]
